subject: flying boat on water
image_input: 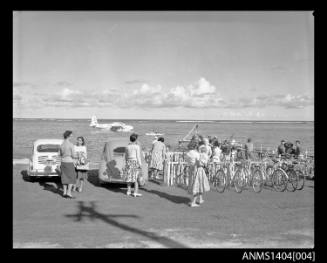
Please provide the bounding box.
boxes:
[145,131,165,136]
[90,116,133,132]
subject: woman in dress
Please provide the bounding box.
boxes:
[73,136,89,193]
[211,140,222,174]
[212,140,222,162]
[124,133,142,197]
[189,146,211,207]
[149,137,166,180]
[59,130,77,199]
[199,138,212,158]
[186,139,200,191]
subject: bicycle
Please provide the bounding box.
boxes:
[292,159,305,190]
[271,158,298,192]
[174,161,189,188]
[210,161,228,193]
[259,154,275,187]
[233,160,263,193]
[297,156,314,181]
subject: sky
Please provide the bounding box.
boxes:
[13,11,314,120]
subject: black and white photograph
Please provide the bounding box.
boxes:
[13,11,314,249]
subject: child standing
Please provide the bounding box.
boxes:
[73,136,89,193]
[188,146,210,207]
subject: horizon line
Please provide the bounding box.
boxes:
[13,117,314,122]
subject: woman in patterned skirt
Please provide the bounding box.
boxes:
[149,137,166,179]
[124,133,142,197]
[186,140,199,204]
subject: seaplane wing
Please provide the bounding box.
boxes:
[145,132,164,136]
[90,116,133,132]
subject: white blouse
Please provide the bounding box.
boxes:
[74,145,89,170]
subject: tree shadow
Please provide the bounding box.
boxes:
[141,188,190,205]
[65,201,188,248]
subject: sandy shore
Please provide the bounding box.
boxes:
[13,163,314,248]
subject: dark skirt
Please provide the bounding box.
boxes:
[61,162,77,185]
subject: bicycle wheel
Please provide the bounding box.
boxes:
[295,169,305,190]
[272,168,287,192]
[213,169,226,193]
[286,169,298,192]
[233,169,245,193]
[252,168,263,193]
[265,165,274,186]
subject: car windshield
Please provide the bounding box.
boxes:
[37,144,60,153]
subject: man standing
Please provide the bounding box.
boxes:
[293,140,302,158]
[245,138,254,160]
[277,140,286,156]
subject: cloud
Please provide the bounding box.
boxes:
[271,66,289,73]
[228,94,314,109]
[13,94,22,101]
[56,81,73,87]
[13,81,37,89]
[13,82,31,87]
[190,77,216,96]
[125,79,148,85]
[39,77,223,109]
[126,78,222,108]
[13,78,314,111]
[60,88,81,101]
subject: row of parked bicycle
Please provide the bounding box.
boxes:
[170,155,314,193]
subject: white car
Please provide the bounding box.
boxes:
[28,139,63,179]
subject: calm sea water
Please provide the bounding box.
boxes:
[13,119,314,162]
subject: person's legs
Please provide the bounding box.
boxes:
[133,180,143,197]
[79,178,84,192]
[127,183,132,195]
[198,193,204,204]
[134,180,139,193]
[72,170,79,191]
[73,179,79,191]
[67,184,73,196]
[190,194,199,207]
[63,184,67,196]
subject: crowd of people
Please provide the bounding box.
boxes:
[184,135,254,163]
[277,140,303,158]
[187,135,304,162]
[57,129,304,201]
